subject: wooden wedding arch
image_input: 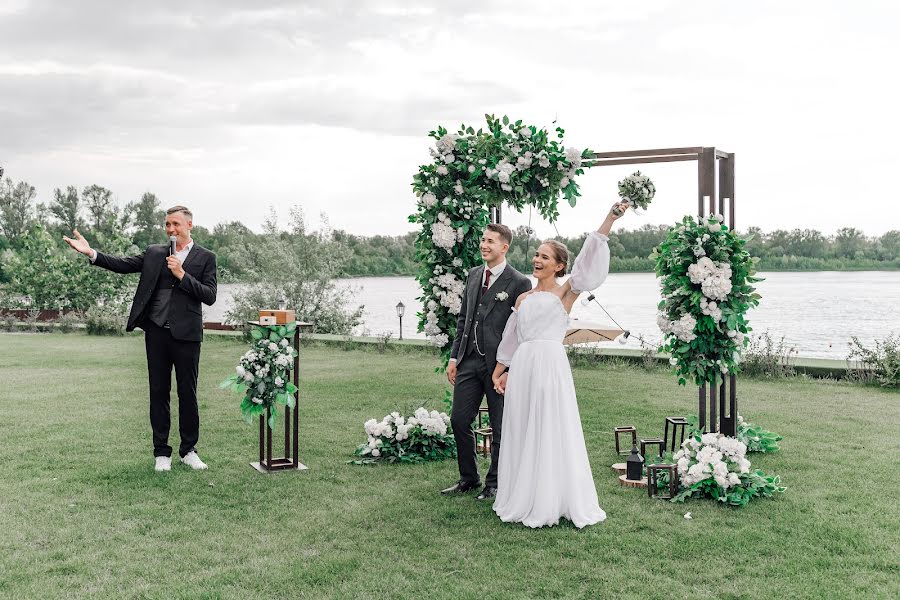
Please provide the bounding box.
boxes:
[490,147,738,436]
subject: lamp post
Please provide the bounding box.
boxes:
[396,301,405,340]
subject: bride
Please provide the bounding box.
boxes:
[490,201,628,528]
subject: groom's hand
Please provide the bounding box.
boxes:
[62,229,92,256]
[446,360,457,385]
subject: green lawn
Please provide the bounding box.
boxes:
[0,333,897,599]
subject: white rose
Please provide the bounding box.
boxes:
[371,448,381,457]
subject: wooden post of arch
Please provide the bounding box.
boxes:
[580,146,737,435]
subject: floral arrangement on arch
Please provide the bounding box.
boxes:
[653,214,762,385]
[352,407,455,464]
[410,114,590,360]
[671,430,785,507]
[220,322,298,428]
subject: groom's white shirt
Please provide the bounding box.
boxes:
[449,259,507,365]
[483,259,506,289]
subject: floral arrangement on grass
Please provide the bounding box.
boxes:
[671,431,785,507]
[220,322,298,428]
[617,170,655,212]
[653,214,762,385]
[410,114,590,361]
[352,407,455,464]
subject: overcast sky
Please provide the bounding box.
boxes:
[1,0,898,239]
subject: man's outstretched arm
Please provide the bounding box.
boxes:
[63,229,144,273]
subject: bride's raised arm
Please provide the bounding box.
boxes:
[559,202,628,307]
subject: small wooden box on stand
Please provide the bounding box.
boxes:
[248,310,312,474]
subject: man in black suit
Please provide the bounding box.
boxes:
[442,223,532,500]
[64,206,217,472]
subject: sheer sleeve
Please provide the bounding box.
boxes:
[496,309,520,367]
[569,231,611,293]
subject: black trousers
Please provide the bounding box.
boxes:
[143,322,201,458]
[450,352,504,488]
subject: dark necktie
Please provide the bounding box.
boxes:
[481,268,492,299]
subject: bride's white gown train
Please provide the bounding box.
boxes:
[492,232,610,529]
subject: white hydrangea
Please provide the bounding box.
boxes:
[421,192,437,208]
[674,432,750,490]
[431,220,457,250]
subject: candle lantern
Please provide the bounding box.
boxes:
[625,444,644,481]
[475,405,492,456]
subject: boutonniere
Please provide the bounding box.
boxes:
[495,291,509,302]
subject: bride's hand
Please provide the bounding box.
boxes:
[493,372,508,395]
[609,201,629,220]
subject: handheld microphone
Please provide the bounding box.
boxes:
[169,236,177,256]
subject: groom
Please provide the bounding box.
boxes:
[443,223,531,500]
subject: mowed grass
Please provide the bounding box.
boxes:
[0,332,897,599]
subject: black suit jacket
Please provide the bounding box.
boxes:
[450,264,531,369]
[93,243,217,342]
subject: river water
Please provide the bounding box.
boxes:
[206,271,899,359]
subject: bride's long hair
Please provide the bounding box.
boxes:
[541,239,569,278]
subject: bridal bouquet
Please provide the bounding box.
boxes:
[617,171,656,211]
[672,431,784,507]
[220,322,298,428]
[352,407,455,464]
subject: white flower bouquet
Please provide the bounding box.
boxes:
[617,171,656,212]
[653,214,762,385]
[670,428,785,506]
[352,407,456,464]
[220,323,298,428]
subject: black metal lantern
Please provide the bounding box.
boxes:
[395,301,405,340]
[626,443,644,481]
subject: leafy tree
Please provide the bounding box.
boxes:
[6,224,137,310]
[0,177,37,247]
[49,186,84,235]
[124,192,165,248]
[223,207,363,334]
[82,184,119,238]
[834,227,867,258]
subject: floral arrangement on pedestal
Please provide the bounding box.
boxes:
[670,431,785,506]
[410,114,590,361]
[220,322,298,428]
[653,214,762,385]
[352,407,455,464]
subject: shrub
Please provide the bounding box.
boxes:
[85,301,129,336]
[847,334,900,388]
[57,310,84,333]
[741,331,797,378]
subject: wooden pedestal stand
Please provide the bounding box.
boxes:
[247,320,313,473]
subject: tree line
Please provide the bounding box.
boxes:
[1,174,898,301]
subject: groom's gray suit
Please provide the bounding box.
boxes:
[450,262,531,489]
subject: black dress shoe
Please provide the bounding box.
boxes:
[475,486,497,500]
[440,480,481,495]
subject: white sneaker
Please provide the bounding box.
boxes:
[154,456,172,472]
[180,451,208,470]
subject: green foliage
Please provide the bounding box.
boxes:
[6,225,137,310]
[0,177,36,247]
[737,416,783,453]
[847,334,900,388]
[84,299,130,336]
[672,469,785,507]
[654,214,761,386]
[56,310,84,334]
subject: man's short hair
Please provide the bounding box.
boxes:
[166,205,193,220]
[486,223,513,245]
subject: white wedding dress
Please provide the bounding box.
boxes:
[492,232,610,529]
